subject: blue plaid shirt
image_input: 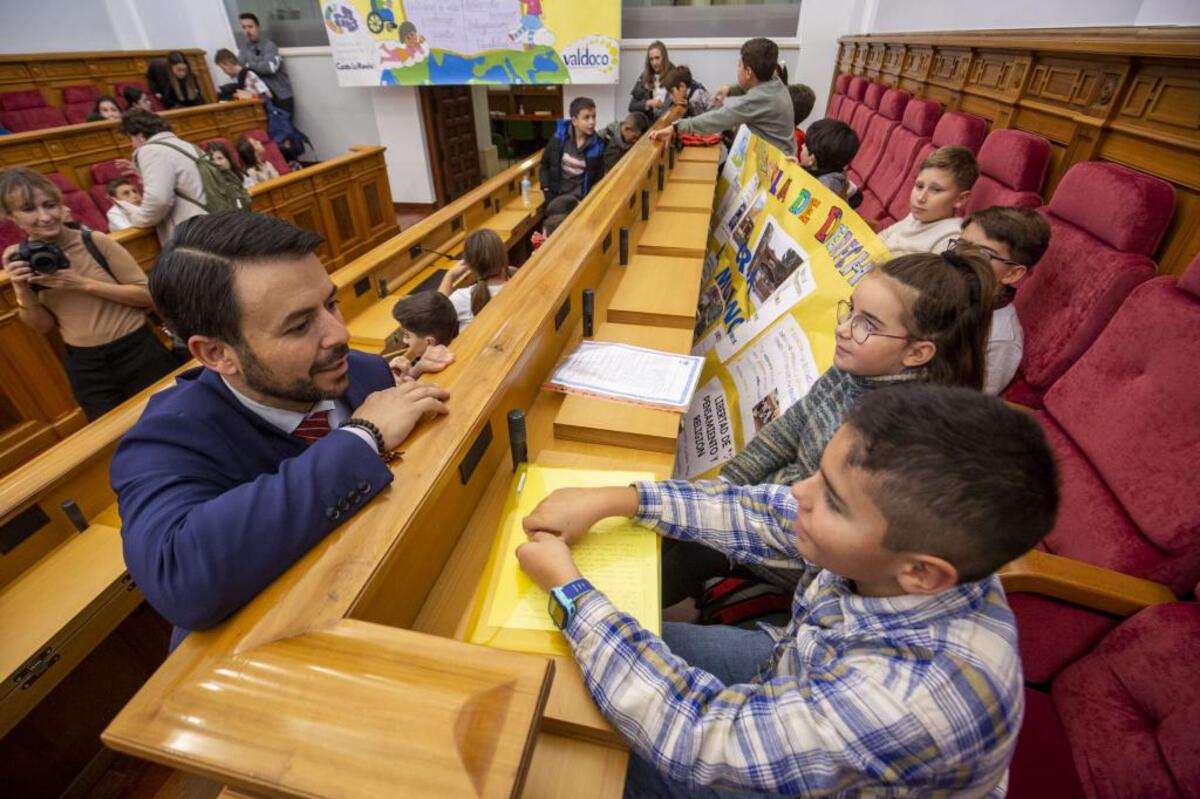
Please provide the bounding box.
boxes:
[563,480,1023,796]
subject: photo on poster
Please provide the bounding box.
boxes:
[750,390,780,433]
[731,193,767,254]
[726,316,821,439]
[714,261,819,363]
[745,220,808,306]
[694,283,724,338]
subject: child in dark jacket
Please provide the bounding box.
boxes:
[539,97,605,203]
[599,112,650,172]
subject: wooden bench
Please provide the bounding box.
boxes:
[0,99,266,195]
[0,48,216,110]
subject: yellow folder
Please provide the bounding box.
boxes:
[466,464,662,656]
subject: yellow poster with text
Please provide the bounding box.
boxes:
[675,127,893,480]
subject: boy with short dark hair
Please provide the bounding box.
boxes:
[516,385,1058,797]
[389,290,458,381]
[879,146,979,255]
[662,65,712,119]
[539,96,605,203]
[599,111,650,172]
[214,48,273,101]
[651,37,795,156]
[105,176,142,231]
[788,83,816,152]
[799,118,859,198]
[953,206,1051,394]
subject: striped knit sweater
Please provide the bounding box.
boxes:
[721,366,919,486]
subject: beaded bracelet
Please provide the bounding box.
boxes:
[339,417,394,461]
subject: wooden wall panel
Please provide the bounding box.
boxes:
[832,26,1200,276]
[0,49,216,110]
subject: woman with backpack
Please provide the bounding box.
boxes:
[118,110,250,244]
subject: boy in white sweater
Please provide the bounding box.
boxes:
[879,146,978,255]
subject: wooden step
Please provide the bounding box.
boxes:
[636,211,710,259]
[670,160,718,184]
[608,254,705,330]
[657,181,714,215]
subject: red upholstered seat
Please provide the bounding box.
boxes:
[1010,602,1200,799]
[241,129,291,176]
[835,77,868,124]
[856,99,941,225]
[0,90,47,112]
[1005,162,1175,408]
[113,81,164,111]
[826,73,852,118]
[0,219,23,251]
[1010,254,1200,680]
[965,129,1051,214]
[63,104,93,125]
[848,81,886,141]
[89,160,142,214]
[61,84,101,125]
[878,111,988,227]
[46,173,109,233]
[2,105,68,133]
[847,88,910,189]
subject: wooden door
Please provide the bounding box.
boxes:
[419,86,482,206]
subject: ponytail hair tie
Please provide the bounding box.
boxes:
[941,250,970,271]
[943,249,982,306]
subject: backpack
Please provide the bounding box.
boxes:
[142,139,252,214]
[264,100,311,161]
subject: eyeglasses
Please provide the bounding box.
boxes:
[946,237,1022,268]
[836,300,911,345]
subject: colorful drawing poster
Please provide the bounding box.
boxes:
[675,126,893,480]
[321,0,621,86]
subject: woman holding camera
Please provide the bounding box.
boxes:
[1,167,178,420]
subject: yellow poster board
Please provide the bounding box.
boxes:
[675,126,893,480]
[466,465,660,656]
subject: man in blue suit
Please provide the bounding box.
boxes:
[112,212,452,648]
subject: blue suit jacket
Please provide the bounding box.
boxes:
[111,351,395,647]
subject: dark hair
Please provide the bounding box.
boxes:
[106,177,135,197]
[624,111,651,135]
[641,41,674,89]
[804,118,859,172]
[962,206,1051,268]
[239,12,260,26]
[236,135,263,169]
[86,95,121,122]
[740,37,779,82]
[0,167,63,216]
[878,248,997,390]
[398,21,417,39]
[543,213,568,237]
[569,96,595,119]
[544,194,579,218]
[919,146,979,192]
[204,141,244,178]
[122,85,149,108]
[788,84,816,126]
[119,108,170,138]
[392,290,458,346]
[775,62,789,84]
[165,51,200,104]
[662,65,692,91]
[148,212,324,344]
[844,385,1058,582]
[462,228,508,316]
[214,48,238,66]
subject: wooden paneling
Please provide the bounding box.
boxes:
[0,100,265,195]
[0,146,398,477]
[832,26,1200,275]
[0,49,216,110]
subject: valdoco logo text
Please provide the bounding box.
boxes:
[560,35,619,82]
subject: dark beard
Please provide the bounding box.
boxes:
[236,341,350,404]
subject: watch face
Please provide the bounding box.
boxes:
[548,593,568,629]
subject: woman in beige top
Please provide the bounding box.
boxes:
[1,168,179,420]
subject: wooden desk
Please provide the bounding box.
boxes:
[657,181,717,214]
[670,160,720,184]
[0,48,217,109]
[677,145,721,164]
[637,211,712,259]
[607,253,706,330]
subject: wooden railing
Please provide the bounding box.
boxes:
[0,145,398,477]
[0,99,266,194]
[0,48,217,110]
[832,26,1200,276]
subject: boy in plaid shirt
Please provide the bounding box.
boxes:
[517,386,1058,797]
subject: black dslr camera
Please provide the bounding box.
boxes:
[7,240,70,290]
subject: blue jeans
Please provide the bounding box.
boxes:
[623,623,782,798]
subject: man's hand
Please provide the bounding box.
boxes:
[712,85,731,107]
[410,344,453,377]
[516,532,582,592]
[522,485,639,545]
[648,126,675,146]
[352,381,450,450]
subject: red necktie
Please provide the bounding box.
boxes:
[293,409,332,444]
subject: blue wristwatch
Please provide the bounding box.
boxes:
[548,578,594,630]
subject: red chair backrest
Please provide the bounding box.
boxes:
[61,85,100,105]
[63,103,93,125]
[848,82,887,141]
[0,90,47,111]
[836,77,868,124]
[1014,161,1175,395]
[826,73,852,117]
[200,137,243,169]
[859,99,941,222]
[883,111,987,224]
[965,129,1051,215]
[2,105,68,133]
[46,173,109,233]
[1035,256,1199,592]
[847,88,910,186]
[89,160,142,213]
[0,219,23,251]
[113,82,165,111]
[241,129,291,176]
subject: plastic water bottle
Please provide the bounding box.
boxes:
[520,175,531,205]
